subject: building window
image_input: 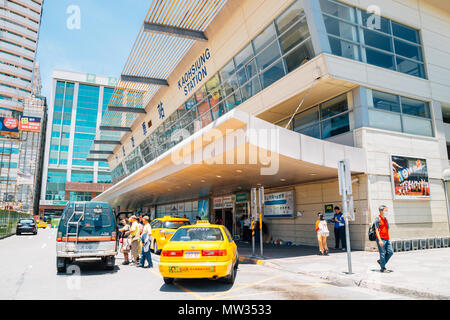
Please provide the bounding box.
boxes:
[69,192,92,202]
[288,93,350,139]
[71,171,93,183]
[319,0,426,79]
[369,89,432,136]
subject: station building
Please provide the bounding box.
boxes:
[91,0,450,250]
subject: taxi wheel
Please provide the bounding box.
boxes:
[223,264,237,284]
[163,277,174,285]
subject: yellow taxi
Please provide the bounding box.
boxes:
[149,216,190,254]
[159,221,239,285]
[36,220,48,229]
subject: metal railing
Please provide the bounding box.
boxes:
[0,209,31,239]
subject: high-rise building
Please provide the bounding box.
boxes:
[39,70,116,216]
[0,0,44,211]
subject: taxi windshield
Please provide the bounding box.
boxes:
[170,227,224,242]
[163,221,189,229]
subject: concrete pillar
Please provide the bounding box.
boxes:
[303,0,331,55]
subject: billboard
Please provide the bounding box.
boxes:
[0,117,19,138]
[19,116,41,132]
[391,155,430,200]
[263,190,296,218]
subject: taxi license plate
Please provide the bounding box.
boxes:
[168,266,215,273]
[184,251,200,259]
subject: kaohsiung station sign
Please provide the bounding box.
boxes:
[178,48,211,96]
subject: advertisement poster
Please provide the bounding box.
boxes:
[19,117,41,132]
[391,155,430,200]
[198,199,209,220]
[264,190,295,218]
[324,204,334,222]
[0,117,19,138]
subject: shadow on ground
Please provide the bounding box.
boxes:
[56,259,120,276]
[237,241,360,259]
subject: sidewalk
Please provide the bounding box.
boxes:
[237,242,450,299]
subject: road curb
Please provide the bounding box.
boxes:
[242,256,450,300]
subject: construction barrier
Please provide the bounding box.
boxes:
[0,210,31,239]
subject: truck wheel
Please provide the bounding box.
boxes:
[56,257,66,273]
[104,257,115,270]
[163,277,174,285]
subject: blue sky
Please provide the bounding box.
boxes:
[36,0,150,100]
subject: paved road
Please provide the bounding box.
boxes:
[0,229,411,300]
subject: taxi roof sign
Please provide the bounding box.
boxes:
[196,220,210,224]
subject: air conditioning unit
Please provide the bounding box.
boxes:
[411,239,419,250]
[443,237,449,248]
[419,238,427,250]
[393,240,403,252]
[403,239,411,251]
[427,238,435,249]
[435,237,442,248]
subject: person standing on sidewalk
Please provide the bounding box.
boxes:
[138,216,153,268]
[331,206,346,250]
[315,213,330,255]
[129,216,141,265]
[375,205,393,273]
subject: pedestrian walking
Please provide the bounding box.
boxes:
[119,218,131,265]
[374,205,393,273]
[138,216,153,268]
[315,213,329,255]
[331,206,346,250]
[129,215,141,265]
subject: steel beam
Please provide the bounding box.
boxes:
[90,150,114,155]
[107,106,147,114]
[99,126,132,132]
[94,140,121,145]
[86,158,109,162]
[144,22,208,41]
[120,75,168,86]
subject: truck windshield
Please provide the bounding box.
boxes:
[60,205,112,228]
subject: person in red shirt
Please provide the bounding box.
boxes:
[375,205,393,272]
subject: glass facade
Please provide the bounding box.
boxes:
[45,170,66,200]
[50,81,74,166]
[45,79,113,201]
[320,0,426,79]
[282,93,351,139]
[72,84,98,167]
[113,0,315,183]
[369,90,432,136]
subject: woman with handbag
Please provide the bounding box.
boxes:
[315,213,330,256]
[119,218,131,265]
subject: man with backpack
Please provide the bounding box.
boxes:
[373,205,393,273]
